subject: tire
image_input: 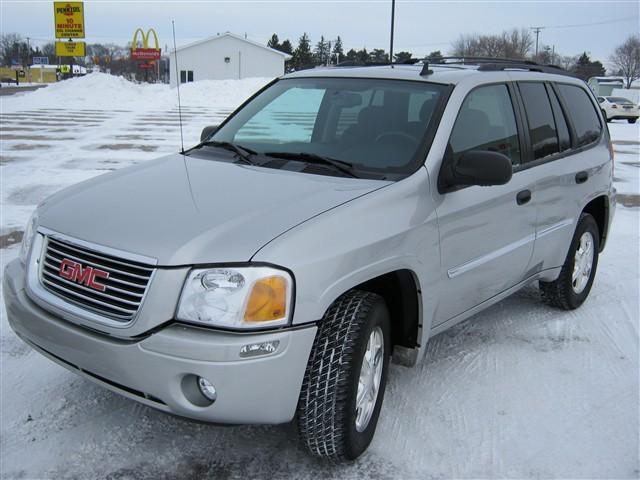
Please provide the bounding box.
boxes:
[601,110,609,122]
[540,213,600,310]
[628,118,637,124]
[297,290,390,461]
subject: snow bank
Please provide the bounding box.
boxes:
[1,72,272,111]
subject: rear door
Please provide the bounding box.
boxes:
[434,83,537,324]
[519,82,607,272]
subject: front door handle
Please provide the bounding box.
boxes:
[516,189,532,205]
[575,171,589,184]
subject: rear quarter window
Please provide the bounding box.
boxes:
[556,84,602,148]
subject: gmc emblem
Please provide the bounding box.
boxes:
[58,258,109,292]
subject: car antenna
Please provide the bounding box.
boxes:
[172,20,185,154]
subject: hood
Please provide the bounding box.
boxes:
[38,153,389,266]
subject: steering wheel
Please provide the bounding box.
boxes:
[374,131,418,145]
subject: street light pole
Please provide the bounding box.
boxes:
[389,0,395,64]
[26,36,32,82]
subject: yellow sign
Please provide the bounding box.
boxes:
[56,41,86,57]
[60,64,71,73]
[54,2,85,38]
[132,28,160,49]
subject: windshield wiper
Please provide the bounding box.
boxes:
[200,140,258,165]
[263,151,358,178]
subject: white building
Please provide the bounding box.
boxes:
[170,32,291,86]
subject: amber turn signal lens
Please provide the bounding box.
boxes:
[244,276,288,322]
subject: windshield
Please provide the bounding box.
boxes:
[607,97,633,104]
[204,77,447,179]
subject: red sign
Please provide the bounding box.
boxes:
[58,258,109,292]
[131,48,161,60]
[138,63,155,69]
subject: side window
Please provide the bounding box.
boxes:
[449,84,521,166]
[597,97,605,104]
[234,87,324,143]
[518,82,559,160]
[547,86,571,152]
[556,84,602,147]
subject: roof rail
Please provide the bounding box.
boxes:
[425,56,539,65]
[421,56,575,77]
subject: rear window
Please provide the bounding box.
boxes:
[557,84,602,148]
[606,97,633,104]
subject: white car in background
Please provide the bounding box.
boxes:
[597,96,639,123]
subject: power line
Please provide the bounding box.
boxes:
[544,16,639,29]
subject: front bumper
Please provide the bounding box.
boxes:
[3,259,317,424]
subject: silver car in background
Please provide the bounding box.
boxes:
[4,58,615,460]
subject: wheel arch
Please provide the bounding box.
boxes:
[321,269,423,362]
[582,195,609,252]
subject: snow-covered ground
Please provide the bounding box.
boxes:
[1,74,639,479]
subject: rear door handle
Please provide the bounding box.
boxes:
[575,171,589,184]
[516,189,532,205]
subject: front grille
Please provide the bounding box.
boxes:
[39,236,154,322]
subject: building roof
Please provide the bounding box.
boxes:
[174,32,292,60]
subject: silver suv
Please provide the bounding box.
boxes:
[4,59,615,460]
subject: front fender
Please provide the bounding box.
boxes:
[252,168,440,355]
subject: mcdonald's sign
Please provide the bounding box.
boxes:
[131,28,161,60]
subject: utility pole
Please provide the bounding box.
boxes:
[389,0,396,64]
[531,26,544,57]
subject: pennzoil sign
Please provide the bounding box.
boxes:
[54,2,85,38]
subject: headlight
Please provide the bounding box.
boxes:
[177,266,293,329]
[19,211,38,264]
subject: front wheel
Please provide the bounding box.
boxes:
[628,118,637,124]
[601,110,609,122]
[540,213,600,310]
[297,290,390,461]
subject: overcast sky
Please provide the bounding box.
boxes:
[2,0,638,64]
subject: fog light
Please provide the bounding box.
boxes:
[197,377,217,402]
[239,340,280,358]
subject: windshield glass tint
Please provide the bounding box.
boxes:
[211,78,447,175]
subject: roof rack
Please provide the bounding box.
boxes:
[420,56,575,77]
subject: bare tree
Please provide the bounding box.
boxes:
[451,29,533,60]
[610,35,640,89]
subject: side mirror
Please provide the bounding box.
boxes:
[200,125,220,142]
[441,150,512,188]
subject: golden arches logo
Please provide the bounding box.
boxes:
[132,28,160,50]
[131,28,161,60]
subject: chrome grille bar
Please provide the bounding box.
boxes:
[39,235,155,322]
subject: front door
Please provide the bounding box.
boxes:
[433,83,537,324]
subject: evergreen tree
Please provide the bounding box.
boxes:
[292,33,314,71]
[267,34,280,50]
[369,49,389,63]
[356,48,369,64]
[571,52,605,80]
[426,50,444,62]
[280,39,293,55]
[345,48,358,63]
[332,36,344,63]
[314,35,331,66]
[393,51,413,63]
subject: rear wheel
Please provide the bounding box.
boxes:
[540,213,599,310]
[297,290,390,461]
